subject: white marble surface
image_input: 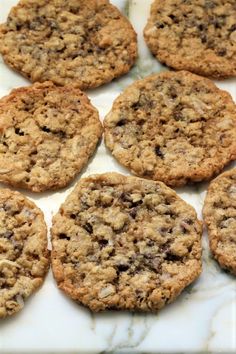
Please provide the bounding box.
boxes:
[0,0,236,353]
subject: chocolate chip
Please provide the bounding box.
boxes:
[159,227,172,236]
[173,105,184,121]
[56,130,66,138]
[159,118,166,125]
[70,214,76,219]
[116,119,126,127]
[15,128,24,136]
[109,249,115,257]
[159,242,170,253]
[198,24,206,31]
[185,218,193,225]
[217,48,227,57]
[129,207,137,219]
[155,146,164,158]
[120,192,131,203]
[14,242,23,252]
[165,253,182,262]
[187,245,193,253]
[200,33,207,44]
[229,24,236,32]
[131,102,140,110]
[0,230,14,239]
[58,233,70,240]
[155,22,165,29]
[131,200,143,207]
[42,126,51,133]
[181,225,188,234]
[147,240,154,247]
[84,223,93,234]
[169,14,177,22]
[98,239,108,247]
[212,16,226,29]
[16,24,22,30]
[137,119,145,126]
[169,86,178,99]
[117,264,129,272]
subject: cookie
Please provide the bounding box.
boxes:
[203,168,236,275]
[51,172,202,312]
[104,71,236,187]
[0,0,137,89]
[144,0,236,78]
[0,82,102,192]
[0,188,49,318]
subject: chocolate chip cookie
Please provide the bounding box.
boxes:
[0,82,102,192]
[51,172,202,312]
[104,71,236,187]
[0,0,137,89]
[144,0,236,78]
[203,168,236,275]
[0,188,49,318]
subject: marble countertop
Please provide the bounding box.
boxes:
[0,0,235,353]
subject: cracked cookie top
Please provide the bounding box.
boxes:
[0,82,102,192]
[0,0,137,89]
[203,168,236,275]
[104,71,236,187]
[0,188,49,318]
[144,0,236,78]
[51,172,202,312]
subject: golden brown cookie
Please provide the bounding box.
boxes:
[51,172,202,312]
[104,71,236,187]
[0,0,137,89]
[203,168,236,275]
[144,0,236,78]
[0,82,102,192]
[0,188,49,318]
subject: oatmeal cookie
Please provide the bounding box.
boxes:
[0,82,102,192]
[144,0,236,78]
[203,168,236,275]
[0,0,137,89]
[51,172,202,312]
[104,71,236,187]
[0,188,49,318]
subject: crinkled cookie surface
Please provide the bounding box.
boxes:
[0,82,102,192]
[51,173,202,312]
[144,0,236,78]
[104,71,236,187]
[203,168,236,275]
[0,189,49,318]
[0,0,137,89]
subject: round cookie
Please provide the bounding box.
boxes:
[0,188,49,318]
[144,0,236,78]
[0,0,137,89]
[104,71,236,187]
[0,82,102,192]
[203,168,236,275]
[51,172,202,312]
